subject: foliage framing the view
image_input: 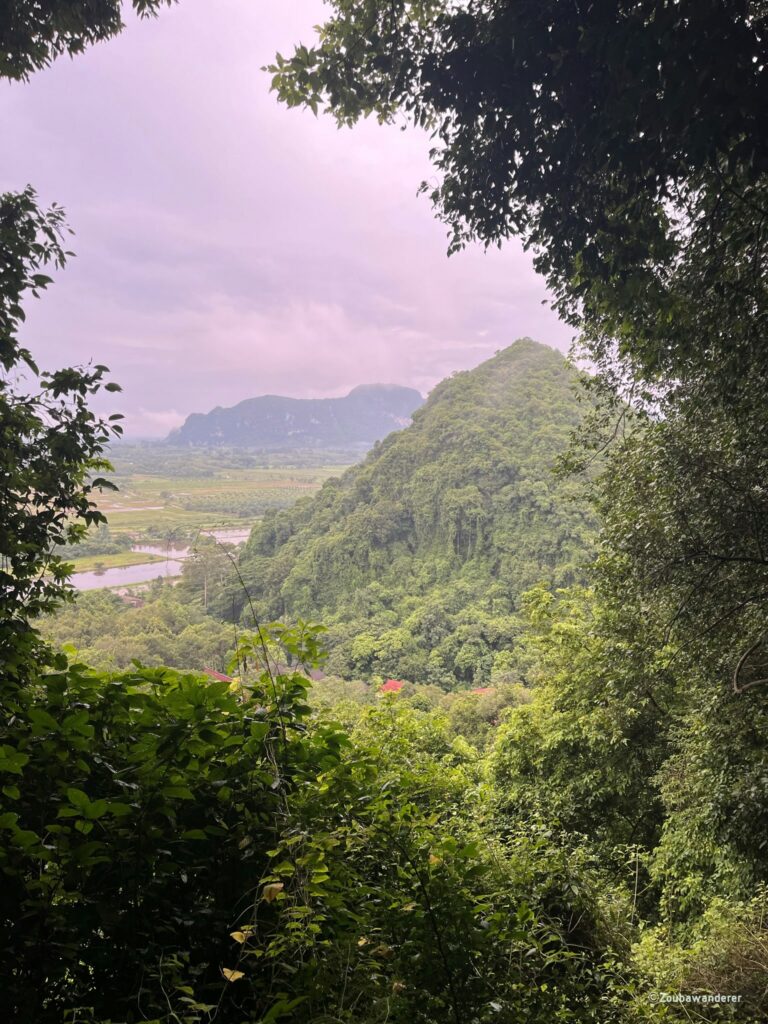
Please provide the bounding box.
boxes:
[0,0,176,80]
[0,187,122,676]
[269,0,766,387]
[3,0,768,1020]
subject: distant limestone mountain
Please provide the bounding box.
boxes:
[168,384,424,449]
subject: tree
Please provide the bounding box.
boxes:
[596,388,768,681]
[0,0,176,80]
[0,187,122,678]
[270,0,766,387]
[177,535,238,611]
[491,584,671,861]
[0,625,348,1023]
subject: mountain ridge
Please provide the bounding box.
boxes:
[167,383,424,449]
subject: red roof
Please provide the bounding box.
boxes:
[380,679,405,693]
[470,686,495,695]
[204,668,232,683]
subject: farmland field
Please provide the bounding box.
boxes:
[92,443,352,545]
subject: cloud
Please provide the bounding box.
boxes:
[129,408,187,437]
[0,0,572,436]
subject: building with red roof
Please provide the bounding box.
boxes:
[204,668,233,683]
[380,679,405,694]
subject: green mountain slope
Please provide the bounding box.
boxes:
[224,340,595,685]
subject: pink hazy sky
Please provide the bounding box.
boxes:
[1,0,572,438]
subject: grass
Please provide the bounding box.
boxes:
[100,508,245,535]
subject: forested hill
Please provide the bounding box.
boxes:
[224,340,595,685]
[168,383,424,448]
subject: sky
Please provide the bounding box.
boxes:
[1,0,572,438]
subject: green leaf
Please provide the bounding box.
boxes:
[161,786,194,800]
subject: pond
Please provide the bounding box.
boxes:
[71,527,252,591]
[72,557,186,592]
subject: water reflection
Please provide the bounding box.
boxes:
[73,558,185,591]
[72,527,251,591]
